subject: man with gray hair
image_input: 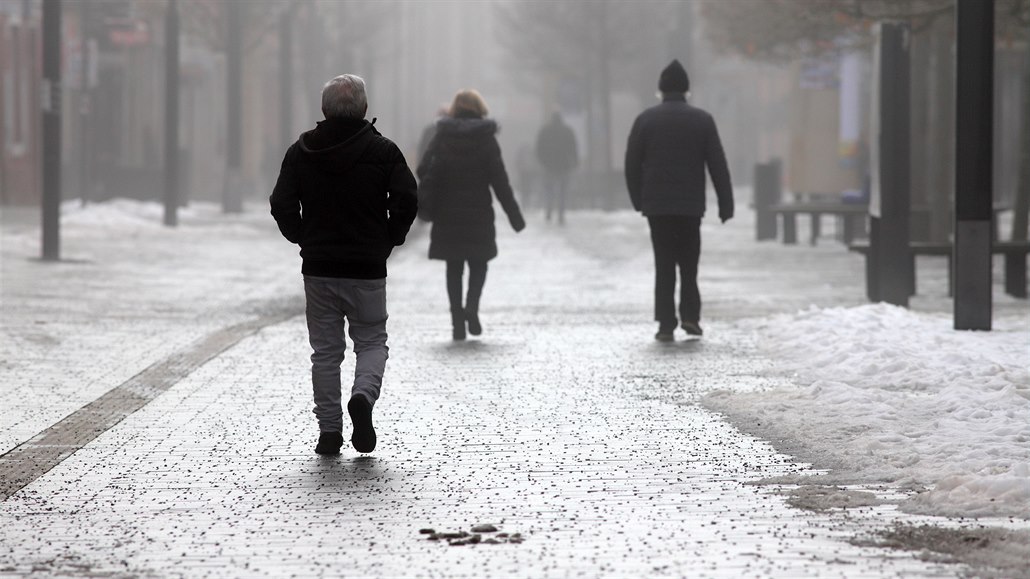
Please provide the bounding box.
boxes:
[271,74,418,455]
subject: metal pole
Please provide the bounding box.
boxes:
[78,0,90,206]
[279,8,293,150]
[41,0,61,261]
[954,0,994,330]
[224,0,243,213]
[599,2,613,211]
[871,22,912,307]
[163,0,180,227]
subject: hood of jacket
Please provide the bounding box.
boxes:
[298,117,376,174]
[435,117,498,139]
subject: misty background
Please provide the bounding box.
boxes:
[0,0,1027,243]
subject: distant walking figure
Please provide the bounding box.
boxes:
[270,74,418,455]
[417,89,526,341]
[625,60,733,342]
[535,112,578,224]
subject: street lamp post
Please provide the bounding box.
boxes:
[279,8,292,151]
[223,0,243,214]
[41,0,62,261]
[164,0,180,227]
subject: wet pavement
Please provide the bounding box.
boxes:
[0,202,1024,577]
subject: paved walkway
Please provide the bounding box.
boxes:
[0,203,1020,576]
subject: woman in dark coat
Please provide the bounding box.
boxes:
[417,89,526,340]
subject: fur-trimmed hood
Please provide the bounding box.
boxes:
[435,117,498,138]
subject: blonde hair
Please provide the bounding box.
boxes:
[449,89,488,118]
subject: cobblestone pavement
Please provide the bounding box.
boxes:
[0,204,301,457]
[1,205,1022,577]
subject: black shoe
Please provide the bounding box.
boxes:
[682,321,703,336]
[347,395,377,453]
[314,431,343,455]
[466,311,482,336]
[655,330,674,342]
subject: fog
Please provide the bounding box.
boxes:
[1,0,1027,248]
[0,0,804,214]
[1,4,1029,574]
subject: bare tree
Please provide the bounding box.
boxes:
[176,0,292,52]
[702,0,1027,61]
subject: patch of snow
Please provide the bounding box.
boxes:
[706,303,1030,518]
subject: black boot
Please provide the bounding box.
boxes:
[465,309,482,336]
[314,431,343,455]
[451,311,467,341]
[465,261,487,337]
[446,261,466,341]
[347,395,376,453]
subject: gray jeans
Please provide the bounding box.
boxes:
[304,275,389,433]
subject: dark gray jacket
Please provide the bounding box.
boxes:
[536,119,578,173]
[417,116,525,262]
[624,96,733,219]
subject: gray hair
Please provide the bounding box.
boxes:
[321,74,367,119]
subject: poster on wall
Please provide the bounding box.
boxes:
[838,51,862,168]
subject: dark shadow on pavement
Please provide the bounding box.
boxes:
[309,455,390,486]
[432,340,515,355]
[649,338,704,354]
[29,257,95,265]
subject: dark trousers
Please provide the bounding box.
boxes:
[543,170,569,223]
[648,215,702,330]
[446,259,488,315]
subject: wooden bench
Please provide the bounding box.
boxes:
[848,240,1030,298]
[769,202,869,246]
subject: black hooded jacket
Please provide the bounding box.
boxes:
[270,117,418,279]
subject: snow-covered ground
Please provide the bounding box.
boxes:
[4,198,1028,525]
[706,303,1030,519]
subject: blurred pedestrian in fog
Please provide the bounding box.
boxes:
[270,74,418,455]
[535,112,578,225]
[515,143,539,210]
[625,59,733,342]
[417,89,526,341]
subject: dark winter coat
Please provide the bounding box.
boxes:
[270,117,418,279]
[624,96,734,219]
[417,117,525,262]
[536,118,578,173]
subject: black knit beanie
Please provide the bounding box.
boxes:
[658,59,690,93]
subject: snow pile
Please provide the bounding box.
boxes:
[705,303,1030,518]
[60,198,182,228]
[52,199,259,237]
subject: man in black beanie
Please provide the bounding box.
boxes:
[625,59,734,341]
